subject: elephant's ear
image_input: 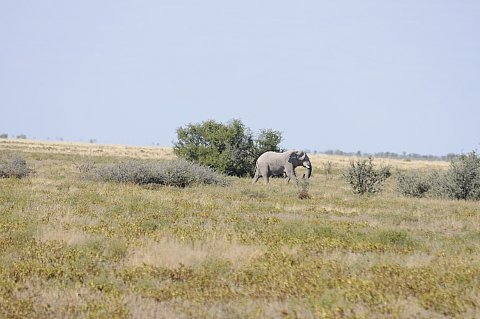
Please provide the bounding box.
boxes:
[287,151,298,163]
[296,151,306,161]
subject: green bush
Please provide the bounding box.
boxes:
[344,157,391,195]
[79,159,228,187]
[173,119,283,177]
[0,154,32,178]
[442,151,480,200]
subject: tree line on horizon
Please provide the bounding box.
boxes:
[320,149,459,161]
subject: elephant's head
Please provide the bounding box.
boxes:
[289,150,312,178]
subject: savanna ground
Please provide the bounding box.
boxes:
[1,139,479,318]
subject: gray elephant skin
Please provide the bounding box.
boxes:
[252,150,312,184]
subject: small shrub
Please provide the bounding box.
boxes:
[396,172,432,198]
[322,161,333,179]
[79,159,228,187]
[297,178,311,200]
[344,157,391,195]
[0,155,32,178]
[431,171,451,198]
[442,151,480,200]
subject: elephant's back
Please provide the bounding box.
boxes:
[257,151,283,160]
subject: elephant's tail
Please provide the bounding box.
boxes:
[252,161,260,184]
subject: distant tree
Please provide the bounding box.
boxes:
[0,133,7,139]
[16,134,27,139]
[173,119,283,177]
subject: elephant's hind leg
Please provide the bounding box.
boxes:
[252,171,260,184]
[263,175,269,185]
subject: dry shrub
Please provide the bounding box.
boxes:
[344,157,391,195]
[442,151,480,200]
[396,172,433,198]
[297,178,311,199]
[79,159,227,187]
[396,151,480,201]
[0,154,32,178]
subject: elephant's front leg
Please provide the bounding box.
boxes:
[284,165,297,184]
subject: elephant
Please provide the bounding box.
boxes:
[252,150,312,184]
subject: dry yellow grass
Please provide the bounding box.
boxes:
[1,138,449,171]
[0,138,175,160]
[34,225,93,246]
[309,153,449,172]
[126,236,264,269]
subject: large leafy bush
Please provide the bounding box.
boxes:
[173,119,283,177]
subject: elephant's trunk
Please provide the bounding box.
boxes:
[305,166,312,179]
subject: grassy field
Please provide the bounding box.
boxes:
[1,139,479,318]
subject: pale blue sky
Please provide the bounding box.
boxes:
[1,1,479,155]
